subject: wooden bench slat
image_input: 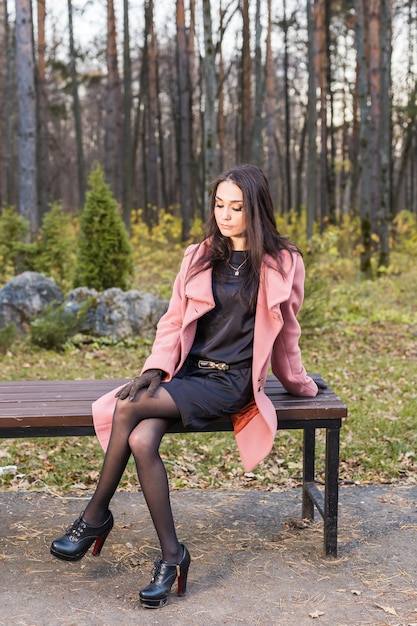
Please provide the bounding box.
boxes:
[0,376,347,426]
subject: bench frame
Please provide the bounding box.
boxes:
[0,375,347,557]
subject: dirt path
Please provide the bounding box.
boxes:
[1,484,416,625]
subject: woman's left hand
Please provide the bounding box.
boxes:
[115,369,164,401]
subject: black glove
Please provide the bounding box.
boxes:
[316,379,328,393]
[115,369,164,401]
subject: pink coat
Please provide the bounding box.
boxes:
[92,240,318,471]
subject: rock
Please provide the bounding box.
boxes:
[65,287,168,341]
[0,273,168,340]
[0,272,63,332]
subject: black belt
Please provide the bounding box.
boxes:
[189,357,252,371]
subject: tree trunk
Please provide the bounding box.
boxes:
[306,0,317,238]
[265,0,278,209]
[144,0,160,218]
[325,0,336,224]
[355,0,372,276]
[240,0,252,163]
[202,0,218,213]
[283,0,292,214]
[104,0,123,203]
[4,0,15,206]
[176,0,193,240]
[15,0,38,236]
[67,0,85,208]
[36,0,48,219]
[377,0,391,269]
[122,0,132,230]
[366,0,381,234]
[251,0,263,167]
[313,0,328,228]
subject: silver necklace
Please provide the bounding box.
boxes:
[227,256,248,276]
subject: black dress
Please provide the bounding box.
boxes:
[164,251,255,430]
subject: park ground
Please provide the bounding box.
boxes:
[1,483,416,626]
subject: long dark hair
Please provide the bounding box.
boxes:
[189,164,298,311]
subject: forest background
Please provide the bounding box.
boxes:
[0,0,416,495]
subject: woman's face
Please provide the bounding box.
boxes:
[213,180,247,250]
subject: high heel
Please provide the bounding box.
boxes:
[139,544,191,609]
[50,511,113,562]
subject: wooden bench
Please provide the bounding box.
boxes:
[0,374,347,557]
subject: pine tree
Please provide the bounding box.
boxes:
[74,164,133,291]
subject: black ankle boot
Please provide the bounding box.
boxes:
[139,544,191,609]
[50,511,113,562]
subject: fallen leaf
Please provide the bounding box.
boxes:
[374,603,398,616]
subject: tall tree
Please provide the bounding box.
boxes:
[176,0,193,240]
[105,0,123,203]
[306,0,317,238]
[240,0,253,162]
[313,0,329,227]
[251,0,263,166]
[355,0,392,274]
[15,0,38,236]
[3,0,15,206]
[122,0,133,229]
[36,0,48,218]
[202,0,218,212]
[265,0,278,207]
[377,0,392,268]
[355,0,372,275]
[282,0,292,213]
[142,0,160,223]
[67,0,85,207]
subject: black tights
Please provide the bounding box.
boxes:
[83,387,182,564]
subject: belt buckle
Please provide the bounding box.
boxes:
[197,360,229,371]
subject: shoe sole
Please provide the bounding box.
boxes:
[50,547,88,562]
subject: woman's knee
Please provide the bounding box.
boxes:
[128,420,164,461]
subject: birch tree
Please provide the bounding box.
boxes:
[36,0,48,218]
[15,0,38,236]
[2,0,15,206]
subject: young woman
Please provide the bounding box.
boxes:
[50,164,319,609]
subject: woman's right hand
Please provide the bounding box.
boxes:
[115,369,164,401]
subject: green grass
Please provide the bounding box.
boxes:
[1,247,416,495]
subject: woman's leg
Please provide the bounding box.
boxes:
[128,417,182,564]
[83,387,180,528]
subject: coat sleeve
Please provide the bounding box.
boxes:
[270,253,318,396]
[140,245,195,380]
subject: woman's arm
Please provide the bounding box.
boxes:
[270,254,318,396]
[140,245,196,380]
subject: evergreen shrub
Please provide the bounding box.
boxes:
[31,202,77,290]
[0,322,18,354]
[74,164,134,291]
[0,206,29,283]
[30,301,90,351]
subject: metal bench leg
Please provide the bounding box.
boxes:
[324,426,340,557]
[302,427,316,520]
